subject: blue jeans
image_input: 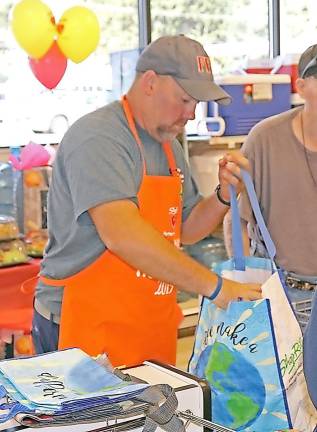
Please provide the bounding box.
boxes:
[32,309,59,354]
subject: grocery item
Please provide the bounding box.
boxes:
[25,229,48,257]
[14,334,34,356]
[0,215,19,241]
[22,167,51,235]
[0,331,33,359]
[0,238,29,267]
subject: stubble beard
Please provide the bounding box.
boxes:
[156,125,183,142]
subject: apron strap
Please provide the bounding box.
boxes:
[39,275,67,286]
[162,142,178,177]
[121,95,179,177]
[121,95,146,176]
[21,275,39,294]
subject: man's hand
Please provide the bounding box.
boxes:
[218,150,249,202]
[212,278,262,309]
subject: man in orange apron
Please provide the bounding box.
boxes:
[33,35,261,367]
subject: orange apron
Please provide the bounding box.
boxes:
[40,95,183,367]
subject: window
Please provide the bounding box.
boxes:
[0,0,138,147]
[280,0,317,54]
[151,0,269,76]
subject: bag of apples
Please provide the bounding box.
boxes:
[23,167,51,257]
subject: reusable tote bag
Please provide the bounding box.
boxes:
[0,348,149,423]
[189,170,317,432]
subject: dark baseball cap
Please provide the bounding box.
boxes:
[136,35,232,105]
[298,44,317,78]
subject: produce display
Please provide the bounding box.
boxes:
[25,229,48,257]
[0,215,19,241]
[0,239,28,267]
[23,167,51,239]
[0,215,29,267]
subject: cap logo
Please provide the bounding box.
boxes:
[197,56,212,74]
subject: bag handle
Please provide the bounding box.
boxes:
[230,169,276,270]
[229,181,246,270]
[0,386,30,422]
[0,401,28,422]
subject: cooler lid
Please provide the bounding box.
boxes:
[245,58,275,68]
[280,53,301,66]
[215,73,291,84]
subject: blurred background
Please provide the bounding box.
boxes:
[0,0,316,146]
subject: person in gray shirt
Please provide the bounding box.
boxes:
[223,43,317,409]
[33,35,261,366]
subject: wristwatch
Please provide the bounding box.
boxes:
[215,184,231,206]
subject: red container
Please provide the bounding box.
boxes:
[246,67,273,74]
[275,54,300,93]
[245,54,300,93]
[245,58,275,75]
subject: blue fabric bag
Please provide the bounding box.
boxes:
[189,170,317,432]
[0,348,148,424]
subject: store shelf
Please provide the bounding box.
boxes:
[178,297,199,333]
[186,134,246,150]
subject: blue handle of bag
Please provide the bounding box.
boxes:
[230,169,276,270]
[229,183,246,271]
[0,400,29,422]
[0,386,31,422]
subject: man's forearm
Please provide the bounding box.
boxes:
[89,200,218,298]
[181,193,229,245]
[89,200,262,308]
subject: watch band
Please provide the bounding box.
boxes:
[215,184,231,206]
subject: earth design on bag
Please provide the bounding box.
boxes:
[66,356,124,393]
[195,342,266,430]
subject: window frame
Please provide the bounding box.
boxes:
[140,1,280,58]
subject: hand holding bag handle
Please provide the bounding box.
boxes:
[229,168,276,271]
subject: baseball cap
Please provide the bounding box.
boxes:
[298,44,317,78]
[136,35,231,105]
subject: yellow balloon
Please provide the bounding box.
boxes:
[11,0,56,59]
[57,6,100,63]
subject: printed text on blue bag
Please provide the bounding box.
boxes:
[204,322,257,353]
[33,372,67,399]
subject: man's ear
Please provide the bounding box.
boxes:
[139,70,158,95]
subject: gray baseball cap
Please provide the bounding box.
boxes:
[298,44,317,78]
[136,35,231,105]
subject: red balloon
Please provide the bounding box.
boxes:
[29,41,67,89]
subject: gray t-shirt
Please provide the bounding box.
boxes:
[36,101,202,315]
[240,107,317,276]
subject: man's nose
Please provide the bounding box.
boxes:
[185,102,197,121]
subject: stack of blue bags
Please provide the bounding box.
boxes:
[0,348,149,427]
